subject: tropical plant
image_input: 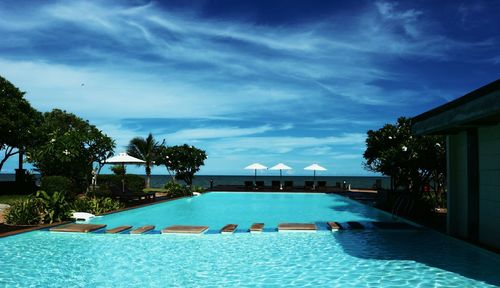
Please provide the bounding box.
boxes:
[71,196,123,215]
[363,117,446,203]
[0,75,42,171]
[164,180,192,198]
[156,144,207,186]
[4,198,42,225]
[98,174,145,193]
[190,185,205,193]
[26,109,115,193]
[35,190,71,224]
[40,176,73,197]
[110,164,126,177]
[127,133,162,188]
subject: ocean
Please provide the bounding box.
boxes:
[0,174,390,189]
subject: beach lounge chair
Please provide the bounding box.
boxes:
[255,181,264,190]
[317,181,327,191]
[244,181,253,190]
[271,181,280,190]
[284,181,293,190]
[305,181,314,191]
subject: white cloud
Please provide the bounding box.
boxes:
[165,125,273,141]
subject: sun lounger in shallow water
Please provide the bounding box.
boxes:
[162,225,209,234]
[249,223,264,233]
[327,222,341,231]
[106,226,133,234]
[130,225,155,234]
[278,223,317,232]
[50,223,106,233]
[220,224,238,234]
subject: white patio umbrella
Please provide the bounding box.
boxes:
[244,163,267,184]
[105,152,146,192]
[304,163,327,190]
[270,163,292,190]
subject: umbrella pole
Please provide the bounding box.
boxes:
[313,170,316,191]
[122,163,125,193]
[280,169,283,190]
[254,169,257,190]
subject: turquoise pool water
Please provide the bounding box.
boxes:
[0,192,499,287]
[88,192,394,229]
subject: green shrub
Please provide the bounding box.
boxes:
[190,185,205,193]
[4,198,42,225]
[71,196,124,215]
[36,190,71,224]
[110,165,126,176]
[86,187,112,198]
[98,174,144,193]
[164,181,192,198]
[41,176,73,197]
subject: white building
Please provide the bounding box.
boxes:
[412,79,500,251]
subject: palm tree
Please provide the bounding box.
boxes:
[127,133,162,188]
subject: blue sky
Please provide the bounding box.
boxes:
[1,0,499,176]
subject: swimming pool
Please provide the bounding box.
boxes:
[0,192,499,287]
[87,192,394,229]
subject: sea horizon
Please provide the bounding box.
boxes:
[0,173,390,189]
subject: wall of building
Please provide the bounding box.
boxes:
[447,132,469,238]
[478,124,500,249]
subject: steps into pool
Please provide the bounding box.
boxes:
[130,225,155,234]
[162,225,209,234]
[221,224,238,234]
[278,223,317,232]
[249,223,264,233]
[106,226,133,234]
[50,224,106,233]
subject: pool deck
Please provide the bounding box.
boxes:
[106,225,133,234]
[278,223,317,232]
[162,225,209,234]
[220,224,238,234]
[249,223,264,233]
[130,225,155,234]
[327,222,341,231]
[49,223,107,233]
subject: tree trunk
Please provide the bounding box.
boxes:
[145,165,151,188]
[0,146,18,172]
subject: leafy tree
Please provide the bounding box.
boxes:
[127,133,162,188]
[26,109,115,192]
[0,75,42,171]
[363,117,446,203]
[157,144,207,186]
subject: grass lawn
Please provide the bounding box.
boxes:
[143,188,168,193]
[0,194,29,205]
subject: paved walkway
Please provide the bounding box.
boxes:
[0,204,10,224]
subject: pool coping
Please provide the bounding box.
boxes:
[0,221,72,238]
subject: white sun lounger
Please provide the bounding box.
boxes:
[71,212,96,222]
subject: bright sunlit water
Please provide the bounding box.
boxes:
[1,192,499,287]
